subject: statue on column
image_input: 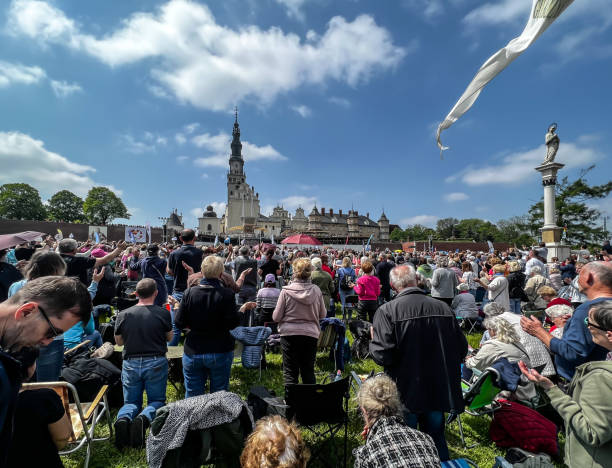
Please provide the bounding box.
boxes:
[543,123,559,164]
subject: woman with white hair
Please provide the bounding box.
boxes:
[545,304,574,339]
[452,283,478,319]
[524,265,550,309]
[481,302,556,376]
[466,316,537,404]
[353,375,441,468]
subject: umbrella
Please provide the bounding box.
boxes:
[0,231,46,250]
[281,234,322,245]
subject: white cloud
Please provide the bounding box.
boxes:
[463,0,530,28]
[280,195,318,212]
[457,137,602,186]
[402,0,445,20]
[0,131,121,198]
[50,79,82,97]
[118,134,155,154]
[328,96,351,108]
[175,133,187,145]
[400,215,438,228]
[192,131,287,168]
[444,192,469,202]
[275,0,307,20]
[201,173,209,179]
[176,155,189,163]
[0,60,46,87]
[7,0,407,111]
[291,104,312,118]
[183,122,199,134]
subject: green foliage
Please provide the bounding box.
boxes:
[83,187,129,225]
[0,183,46,220]
[453,218,499,242]
[436,217,459,239]
[390,226,406,242]
[526,166,612,247]
[47,190,85,223]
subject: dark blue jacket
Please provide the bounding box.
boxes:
[549,297,611,380]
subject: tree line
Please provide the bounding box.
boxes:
[390,166,612,248]
[0,184,129,225]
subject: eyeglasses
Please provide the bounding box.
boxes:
[584,317,608,332]
[37,304,63,339]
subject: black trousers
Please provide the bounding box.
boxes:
[435,297,453,307]
[280,335,317,386]
[357,300,378,323]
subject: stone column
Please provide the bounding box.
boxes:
[534,162,570,261]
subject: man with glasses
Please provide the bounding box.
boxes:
[521,262,612,381]
[0,276,91,466]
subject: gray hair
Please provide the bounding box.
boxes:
[311,257,322,270]
[436,257,448,268]
[530,265,542,275]
[239,245,250,256]
[590,300,612,331]
[58,238,78,253]
[389,265,416,290]
[482,317,520,344]
[483,301,505,317]
[357,374,403,425]
[585,262,612,290]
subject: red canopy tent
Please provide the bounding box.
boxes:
[281,234,322,245]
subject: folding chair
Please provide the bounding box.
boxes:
[342,294,358,322]
[456,316,480,334]
[22,381,112,468]
[285,377,350,468]
[455,367,501,448]
[231,326,272,380]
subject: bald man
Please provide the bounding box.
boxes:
[522,262,612,380]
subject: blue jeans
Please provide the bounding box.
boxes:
[169,291,183,346]
[339,288,354,307]
[509,298,522,314]
[404,410,449,461]
[182,351,233,398]
[117,356,168,422]
[36,338,64,382]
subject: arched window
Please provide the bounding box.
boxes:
[207,224,212,231]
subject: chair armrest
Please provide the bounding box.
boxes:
[84,385,108,420]
[64,340,91,356]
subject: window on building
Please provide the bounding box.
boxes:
[207,224,212,231]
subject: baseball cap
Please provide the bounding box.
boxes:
[265,274,276,284]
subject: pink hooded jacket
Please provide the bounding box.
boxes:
[272,280,327,339]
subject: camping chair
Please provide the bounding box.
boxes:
[22,381,112,468]
[457,316,480,334]
[342,294,358,322]
[231,326,272,380]
[285,377,350,468]
[455,367,502,448]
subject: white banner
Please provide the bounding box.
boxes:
[436,0,574,155]
[125,226,147,243]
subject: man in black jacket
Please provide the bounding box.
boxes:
[370,264,467,461]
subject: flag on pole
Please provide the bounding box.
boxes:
[214,235,219,247]
[271,234,275,245]
[436,0,574,155]
[365,234,374,251]
[145,222,151,243]
[487,240,495,253]
[345,235,349,246]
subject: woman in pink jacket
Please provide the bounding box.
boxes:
[354,261,381,322]
[273,258,327,386]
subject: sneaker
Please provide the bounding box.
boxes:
[114,418,131,450]
[131,414,150,449]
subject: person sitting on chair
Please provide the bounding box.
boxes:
[240,415,310,468]
[353,374,441,468]
[113,278,173,450]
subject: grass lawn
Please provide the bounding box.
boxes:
[63,330,565,467]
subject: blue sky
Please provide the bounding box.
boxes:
[1,0,611,230]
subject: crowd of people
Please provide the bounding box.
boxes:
[1,230,612,467]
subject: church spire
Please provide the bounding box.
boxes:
[231,106,243,160]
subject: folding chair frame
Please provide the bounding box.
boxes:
[22,381,112,468]
[285,378,350,468]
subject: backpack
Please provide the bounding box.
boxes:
[62,353,121,403]
[339,269,355,291]
[247,386,288,421]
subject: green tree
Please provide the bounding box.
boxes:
[526,166,612,247]
[454,218,500,242]
[436,217,459,239]
[390,227,407,242]
[83,187,129,225]
[47,190,85,223]
[404,224,436,241]
[0,183,46,220]
[497,216,535,245]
